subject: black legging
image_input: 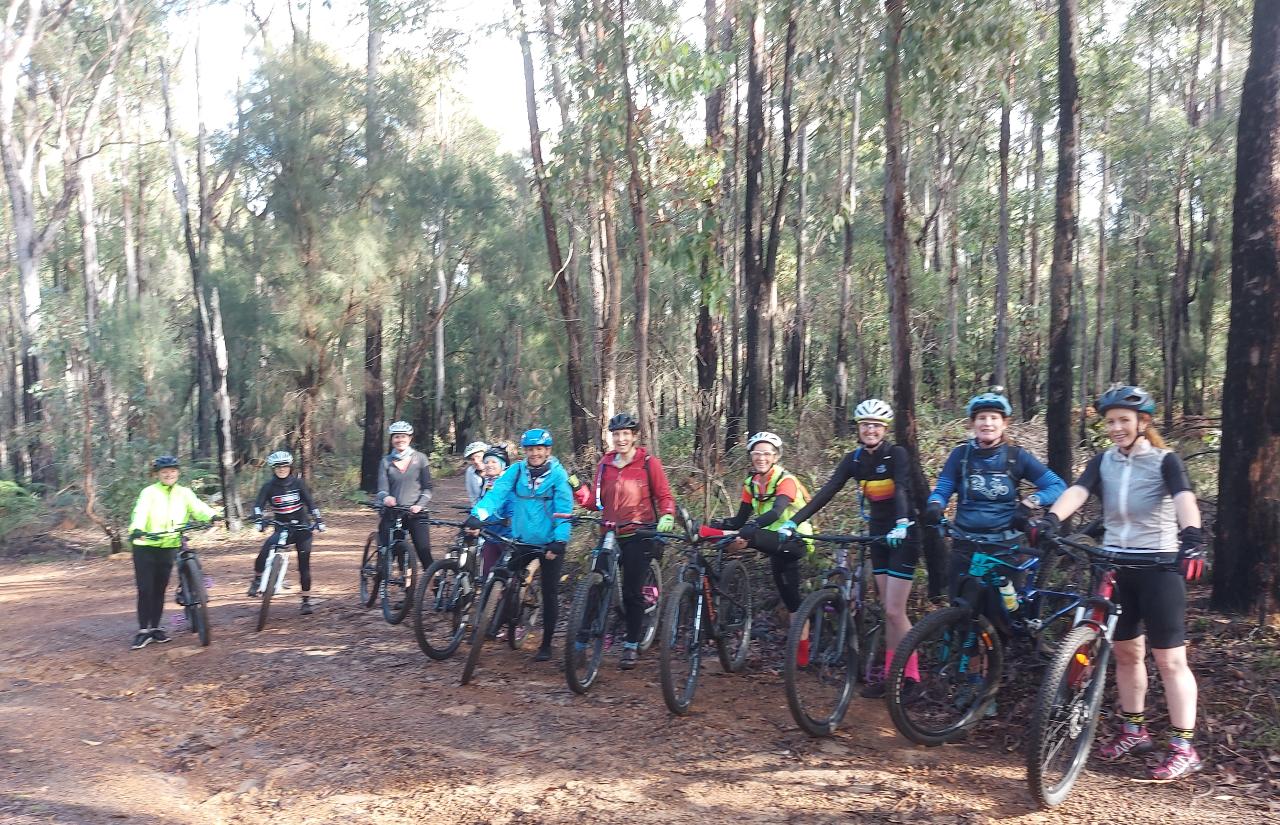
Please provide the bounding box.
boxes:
[747,530,804,613]
[380,510,432,567]
[254,528,313,591]
[619,536,657,644]
[511,545,563,652]
[133,547,176,630]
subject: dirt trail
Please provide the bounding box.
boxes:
[0,476,1259,824]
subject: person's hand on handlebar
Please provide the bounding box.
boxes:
[383,495,397,508]
[921,500,944,526]
[1029,512,1060,545]
[657,513,675,534]
[544,541,566,560]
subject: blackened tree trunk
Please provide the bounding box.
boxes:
[515,0,591,457]
[1046,0,1079,480]
[833,28,865,436]
[742,0,768,437]
[994,59,1013,390]
[884,0,943,598]
[1214,0,1280,621]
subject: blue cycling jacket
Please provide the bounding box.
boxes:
[928,441,1066,535]
[472,457,573,546]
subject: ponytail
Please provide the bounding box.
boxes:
[1140,416,1167,449]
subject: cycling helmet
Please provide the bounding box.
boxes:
[388,420,414,435]
[853,398,894,425]
[1096,385,1156,416]
[483,445,509,466]
[608,412,640,432]
[966,392,1013,418]
[746,431,783,452]
[152,454,180,470]
[267,451,293,467]
[463,441,490,459]
[520,428,554,447]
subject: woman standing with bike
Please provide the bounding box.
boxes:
[711,431,813,642]
[779,399,919,697]
[375,421,434,568]
[919,391,1066,593]
[463,441,490,505]
[467,428,574,662]
[476,445,514,577]
[126,455,216,649]
[569,412,676,670]
[1033,386,1205,780]
[251,451,326,614]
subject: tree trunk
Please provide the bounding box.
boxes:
[884,0,942,599]
[784,113,807,408]
[994,60,1013,390]
[619,0,656,451]
[209,288,244,527]
[1094,120,1109,395]
[1019,104,1045,420]
[1213,0,1280,621]
[515,0,591,458]
[360,0,386,492]
[1046,0,1079,480]
[742,0,768,437]
[833,30,865,436]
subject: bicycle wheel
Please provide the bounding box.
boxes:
[658,580,701,715]
[1027,624,1111,808]
[255,554,283,632]
[565,572,608,694]
[461,578,507,686]
[413,559,470,660]
[637,558,663,652]
[183,558,211,647]
[508,564,542,650]
[886,605,1004,746]
[381,541,418,625]
[359,532,381,607]
[715,559,752,673]
[785,588,857,736]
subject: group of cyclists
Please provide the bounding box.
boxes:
[124,384,1208,782]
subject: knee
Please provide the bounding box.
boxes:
[1112,641,1144,667]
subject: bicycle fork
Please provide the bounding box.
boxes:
[255,546,291,595]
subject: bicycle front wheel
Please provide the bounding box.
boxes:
[359,532,381,607]
[565,573,608,694]
[256,554,283,632]
[413,559,470,660]
[381,541,418,625]
[715,559,752,673]
[509,564,542,650]
[785,588,857,736]
[461,578,507,686]
[183,558,211,647]
[858,603,886,686]
[886,605,1004,746]
[637,558,663,652]
[658,580,702,715]
[1027,624,1110,808]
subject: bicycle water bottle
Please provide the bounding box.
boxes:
[997,576,1019,613]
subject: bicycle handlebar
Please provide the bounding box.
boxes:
[1047,534,1176,569]
[135,520,217,540]
[808,533,884,544]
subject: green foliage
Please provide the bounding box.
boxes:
[0,482,42,545]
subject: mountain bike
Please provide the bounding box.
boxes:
[358,503,419,625]
[657,518,753,715]
[1026,534,1166,808]
[251,518,316,632]
[138,520,218,646]
[784,532,886,736]
[412,519,482,660]
[459,529,545,686]
[561,514,669,694]
[885,522,1083,746]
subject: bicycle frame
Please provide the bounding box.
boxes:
[810,537,876,656]
[253,520,314,595]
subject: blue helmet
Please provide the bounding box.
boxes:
[520,428,554,447]
[966,392,1013,418]
[152,454,180,470]
[1096,386,1156,416]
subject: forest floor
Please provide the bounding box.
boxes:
[1,474,1274,825]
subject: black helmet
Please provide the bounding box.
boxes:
[152,455,180,470]
[608,412,640,432]
[1096,385,1156,416]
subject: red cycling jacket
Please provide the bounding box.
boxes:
[573,447,675,533]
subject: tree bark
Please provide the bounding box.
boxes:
[515,0,591,458]
[833,28,865,436]
[742,0,768,437]
[1213,0,1280,621]
[884,0,942,599]
[783,113,808,408]
[994,59,1014,391]
[360,0,386,492]
[1046,0,1079,480]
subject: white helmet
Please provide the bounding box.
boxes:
[267,450,293,467]
[853,398,894,425]
[388,421,414,435]
[746,431,783,452]
[463,441,490,459]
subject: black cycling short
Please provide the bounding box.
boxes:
[1112,561,1186,649]
[869,531,920,581]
